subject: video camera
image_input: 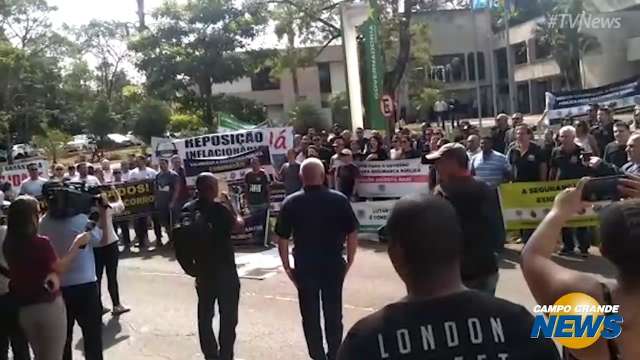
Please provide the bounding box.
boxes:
[42,181,109,219]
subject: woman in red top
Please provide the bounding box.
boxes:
[3,196,89,360]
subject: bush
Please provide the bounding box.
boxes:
[329,92,351,131]
[288,101,327,135]
[169,113,204,133]
[134,100,171,144]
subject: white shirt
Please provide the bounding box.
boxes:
[434,100,449,113]
[0,226,9,295]
[73,175,101,187]
[19,177,47,197]
[574,136,594,154]
[101,169,112,184]
[121,170,130,182]
[94,200,125,247]
[128,167,158,181]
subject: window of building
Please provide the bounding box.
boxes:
[430,54,466,82]
[318,62,332,94]
[513,42,528,65]
[534,37,552,60]
[251,67,280,91]
[467,52,486,81]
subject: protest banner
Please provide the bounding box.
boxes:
[351,200,395,234]
[545,76,640,125]
[499,180,607,230]
[0,159,49,188]
[103,179,157,221]
[355,159,429,198]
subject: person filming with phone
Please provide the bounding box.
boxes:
[522,176,640,359]
[3,196,94,360]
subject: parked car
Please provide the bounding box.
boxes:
[65,134,96,153]
[126,132,145,146]
[11,144,37,160]
[107,133,134,147]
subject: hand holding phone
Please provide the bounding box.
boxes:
[581,176,627,202]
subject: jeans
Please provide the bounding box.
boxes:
[94,242,121,308]
[464,272,500,296]
[196,274,240,360]
[295,259,346,360]
[248,204,270,246]
[154,206,175,243]
[61,282,103,360]
[133,217,149,246]
[0,293,30,360]
[561,227,591,253]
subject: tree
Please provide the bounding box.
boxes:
[288,100,326,134]
[411,87,440,121]
[535,0,600,90]
[129,0,268,130]
[169,113,206,135]
[136,0,146,31]
[211,94,267,125]
[88,99,116,140]
[329,91,351,130]
[134,99,171,143]
[33,127,70,163]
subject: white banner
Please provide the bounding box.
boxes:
[351,200,395,234]
[0,159,50,188]
[153,128,294,182]
[355,159,430,198]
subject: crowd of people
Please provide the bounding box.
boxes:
[1,102,640,360]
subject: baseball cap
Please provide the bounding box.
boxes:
[423,142,467,164]
[339,149,352,156]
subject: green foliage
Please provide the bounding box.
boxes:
[88,99,116,140]
[33,128,71,162]
[169,113,204,134]
[535,0,600,90]
[329,92,351,130]
[129,0,268,129]
[288,101,327,134]
[134,99,171,143]
[411,88,441,120]
[211,95,266,125]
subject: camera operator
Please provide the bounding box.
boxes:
[522,177,640,359]
[39,183,109,360]
[93,188,130,316]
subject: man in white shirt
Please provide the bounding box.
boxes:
[129,155,158,248]
[73,162,101,187]
[434,99,449,129]
[100,160,112,184]
[119,161,130,182]
[19,163,48,197]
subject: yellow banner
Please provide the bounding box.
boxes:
[499,180,600,230]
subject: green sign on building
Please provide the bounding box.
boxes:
[360,1,386,131]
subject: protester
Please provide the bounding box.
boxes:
[244,157,270,213]
[94,168,105,185]
[490,113,510,154]
[398,136,420,159]
[335,149,360,200]
[349,141,364,162]
[574,120,600,157]
[522,178,640,360]
[586,103,599,126]
[93,190,129,316]
[603,121,631,168]
[549,126,591,257]
[279,149,302,196]
[275,158,358,360]
[296,136,312,163]
[592,106,615,153]
[119,160,130,182]
[354,127,368,152]
[591,132,640,176]
[425,143,502,294]
[434,98,449,129]
[110,167,132,250]
[127,154,137,172]
[180,173,244,360]
[364,136,387,161]
[19,163,47,197]
[338,194,560,359]
[632,104,640,132]
[154,158,180,247]
[51,164,67,182]
[504,112,524,146]
[340,130,352,148]
[389,135,402,160]
[417,123,433,154]
[0,215,30,360]
[329,138,346,183]
[466,134,481,159]
[470,137,511,188]
[66,165,76,180]
[73,162,101,187]
[128,155,158,248]
[100,160,112,183]
[170,155,189,208]
[36,188,106,360]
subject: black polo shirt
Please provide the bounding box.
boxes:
[591,123,614,154]
[507,142,546,182]
[550,145,590,180]
[604,141,628,168]
[275,186,358,265]
[491,126,510,154]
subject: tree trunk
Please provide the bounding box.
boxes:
[287,30,300,100]
[384,0,414,95]
[136,0,147,31]
[198,76,214,130]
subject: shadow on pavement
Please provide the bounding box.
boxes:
[74,316,130,353]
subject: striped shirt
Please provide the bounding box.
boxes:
[470,150,511,188]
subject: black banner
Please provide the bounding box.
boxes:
[184,147,271,178]
[103,179,156,221]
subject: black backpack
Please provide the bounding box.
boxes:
[172,202,203,277]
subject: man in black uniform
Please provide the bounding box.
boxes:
[244,157,271,245]
[181,173,244,360]
[490,113,510,154]
[591,106,615,154]
[275,158,358,360]
[549,126,592,257]
[337,195,560,360]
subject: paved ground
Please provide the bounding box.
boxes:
[66,239,616,360]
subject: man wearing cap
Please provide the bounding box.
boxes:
[424,144,503,295]
[335,149,360,200]
[275,158,358,360]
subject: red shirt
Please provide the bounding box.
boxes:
[7,235,60,305]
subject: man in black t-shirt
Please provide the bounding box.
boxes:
[490,114,511,154]
[591,107,615,153]
[180,173,244,360]
[337,195,560,360]
[335,149,360,200]
[244,157,271,245]
[603,121,630,168]
[549,126,592,257]
[275,158,359,360]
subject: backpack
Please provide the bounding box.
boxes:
[172,202,203,277]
